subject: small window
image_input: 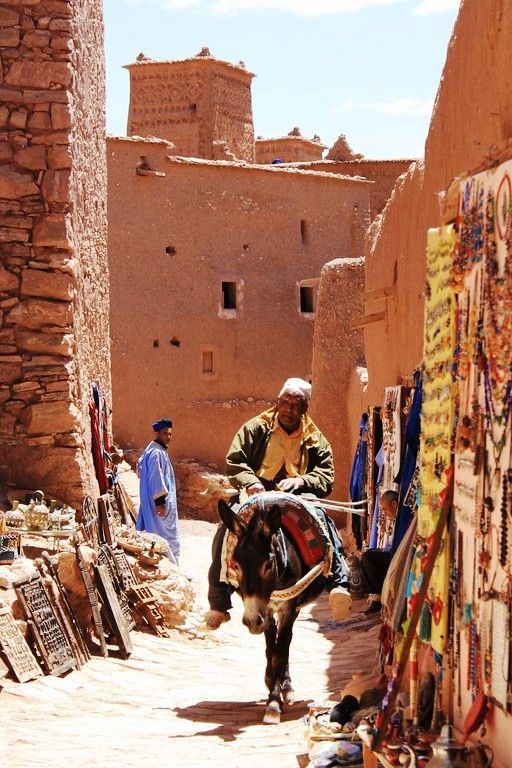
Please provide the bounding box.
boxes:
[300,219,308,246]
[300,286,315,314]
[222,281,237,310]
[202,350,214,374]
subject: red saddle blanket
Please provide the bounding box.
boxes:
[236,491,329,568]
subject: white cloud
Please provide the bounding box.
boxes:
[154,0,409,16]
[333,97,433,116]
[163,0,202,6]
[414,0,460,15]
[124,0,459,17]
[338,99,356,112]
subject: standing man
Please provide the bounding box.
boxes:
[136,418,180,563]
[204,378,351,629]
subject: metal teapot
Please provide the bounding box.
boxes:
[423,723,492,768]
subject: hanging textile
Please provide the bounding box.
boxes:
[377,386,402,550]
[394,369,423,549]
[349,412,369,548]
[382,386,402,493]
[414,224,457,654]
[90,382,110,495]
[365,406,383,547]
[369,445,384,549]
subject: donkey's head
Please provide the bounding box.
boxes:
[219,498,282,634]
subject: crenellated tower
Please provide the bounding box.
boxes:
[125,48,255,162]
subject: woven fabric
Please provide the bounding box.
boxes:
[221,492,329,587]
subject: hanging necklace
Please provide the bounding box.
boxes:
[482,186,512,466]
[499,466,512,568]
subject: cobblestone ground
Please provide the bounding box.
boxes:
[2,520,380,768]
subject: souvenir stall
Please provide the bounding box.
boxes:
[448,161,512,763]
[360,159,512,768]
[0,389,194,685]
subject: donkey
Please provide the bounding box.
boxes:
[218,497,327,724]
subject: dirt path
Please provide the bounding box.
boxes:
[2,520,380,768]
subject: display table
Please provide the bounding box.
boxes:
[7,526,77,553]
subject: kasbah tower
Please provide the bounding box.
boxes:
[107,47,413,494]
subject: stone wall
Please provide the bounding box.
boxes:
[126,54,255,162]
[107,136,370,469]
[0,0,109,507]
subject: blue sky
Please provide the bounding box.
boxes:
[105,0,460,159]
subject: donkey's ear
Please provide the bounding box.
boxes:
[218,499,246,537]
[262,504,281,537]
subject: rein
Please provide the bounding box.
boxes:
[270,542,333,604]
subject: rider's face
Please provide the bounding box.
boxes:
[276,393,306,434]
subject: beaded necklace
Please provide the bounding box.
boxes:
[499,466,512,568]
[454,178,485,288]
[482,186,512,466]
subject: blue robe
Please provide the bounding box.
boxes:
[136,441,180,562]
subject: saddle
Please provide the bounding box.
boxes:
[221,492,330,587]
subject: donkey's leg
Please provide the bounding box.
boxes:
[279,609,297,705]
[264,617,277,691]
[263,607,298,723]
[263,618,281,724]
[280,662,294,705]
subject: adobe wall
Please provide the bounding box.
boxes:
[0,0,110,507]
[310,258,366,503]
[126,56,255,162]
[364,159,427,404]
[291,159,414,219]
[107,136,370,469]
[255,137,325,165]
[335,159,413,220]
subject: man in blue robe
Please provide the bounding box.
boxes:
[136,418,180,563]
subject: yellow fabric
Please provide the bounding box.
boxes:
[417,224,457,654]
[258,414,317,480]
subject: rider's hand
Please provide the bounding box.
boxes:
[247,482,265,496]
[155,503,166,517]
[276,476,305,493]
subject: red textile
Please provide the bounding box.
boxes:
[90,401,108,494]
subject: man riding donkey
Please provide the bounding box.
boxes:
[203,377,352,630]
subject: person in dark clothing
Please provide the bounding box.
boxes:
[203,377,351,629]
[360,490,398,614]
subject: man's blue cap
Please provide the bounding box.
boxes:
[152,418,173,431]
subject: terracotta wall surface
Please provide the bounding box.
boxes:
[310,258,366,502]
[291,159,414,219]
[0,0,109,507]
[255,137,325,165]
[364,159,427,404]
[126,56,255,162]
[107,136,370,468]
